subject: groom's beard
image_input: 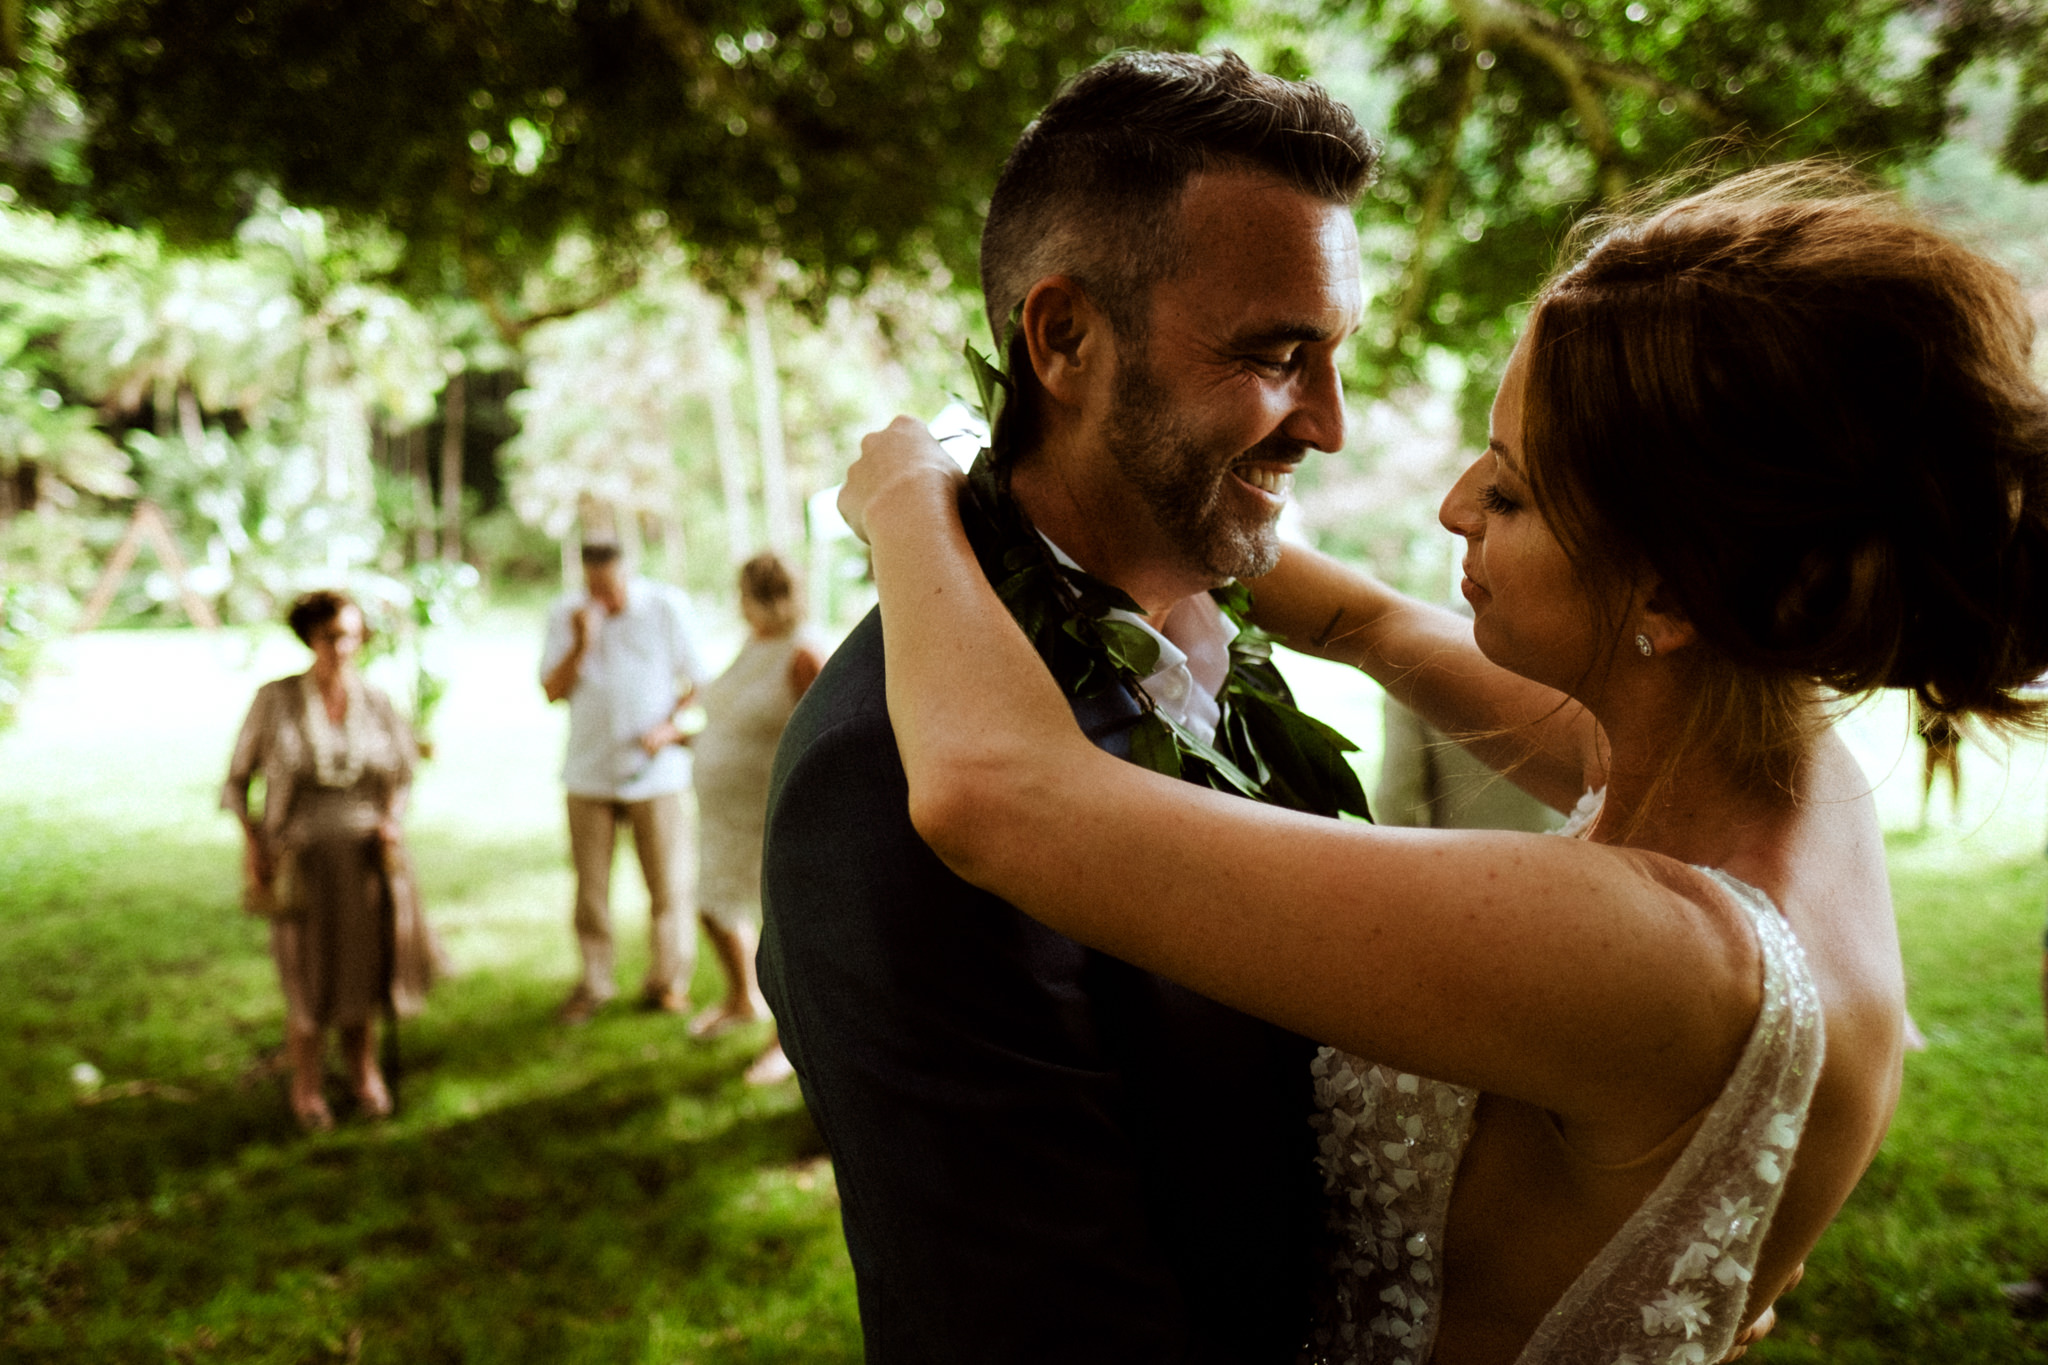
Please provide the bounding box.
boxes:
[1101,345,1300,584]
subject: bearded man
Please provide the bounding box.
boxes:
[760,51,1377,1362]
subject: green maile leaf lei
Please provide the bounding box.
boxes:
[955,326,1372,822]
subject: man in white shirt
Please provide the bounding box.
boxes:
[540,542,707,1022]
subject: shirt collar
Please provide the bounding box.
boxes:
[1037,534,1238,686]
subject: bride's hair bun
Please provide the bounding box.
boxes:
[1520,163,2048,773]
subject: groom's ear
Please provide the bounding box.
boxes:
[1020,275,1112,411]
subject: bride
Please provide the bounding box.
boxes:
[835,167,2048,1364]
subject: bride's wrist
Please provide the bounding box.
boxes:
[860,462,964,544]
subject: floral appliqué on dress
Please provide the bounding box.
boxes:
[1302,792,1826,1365]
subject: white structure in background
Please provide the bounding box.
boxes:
[808,403,987,623]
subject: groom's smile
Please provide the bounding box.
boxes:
[1095,167,1364,589]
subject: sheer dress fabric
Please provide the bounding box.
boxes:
[1303,791,1827,1365]
[693,627,824,924]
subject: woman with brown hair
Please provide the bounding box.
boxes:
[834,167,2048,1362]
[225,591,439,1132]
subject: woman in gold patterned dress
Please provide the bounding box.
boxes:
[224,590,438,1132]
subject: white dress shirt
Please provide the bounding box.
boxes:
[540,578,708,801]
[1043,538,1237,746]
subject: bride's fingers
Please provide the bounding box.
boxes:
[841,416,960,544]
[1721,1304,1774,1361]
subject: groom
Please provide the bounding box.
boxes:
[761,51,1376,1361]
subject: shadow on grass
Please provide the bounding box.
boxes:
[4,1059,852,1364]
[5,797,859,1363]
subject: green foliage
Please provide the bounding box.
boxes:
[506,257,973,580]
[30,0,1217,312]
[0,207,141,508]
[504,268,739,541]
[121,425,383,624]
[400,559,482,744]
[13,193,463,624]
[1930,0,2048,184]
[1344,0,1992,398]
[0,580,68,728]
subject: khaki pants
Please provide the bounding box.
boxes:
[566,792,693,1001]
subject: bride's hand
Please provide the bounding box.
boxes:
[840,416,964,545]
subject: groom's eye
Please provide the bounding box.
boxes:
[1243,351,1297,376]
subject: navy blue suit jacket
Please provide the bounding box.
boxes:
[760,608,1320,1362]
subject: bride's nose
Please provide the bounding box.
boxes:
[1440,456,1487,538]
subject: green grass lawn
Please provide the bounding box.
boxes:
[2,614,2045,1362]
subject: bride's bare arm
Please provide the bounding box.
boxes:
[848,419,1758,1148]
[1246,546,1598,811]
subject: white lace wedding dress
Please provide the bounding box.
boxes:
[1303,793,1826,1365]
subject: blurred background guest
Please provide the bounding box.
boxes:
[687,552,826,1085]
[224,590,438,1132]
[541,542,708,1023]
[1915,695,1964,829]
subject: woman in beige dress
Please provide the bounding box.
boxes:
[225,590,436,1132]
[687,552,826,1084]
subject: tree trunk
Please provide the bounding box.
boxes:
[439,371,467,562]
[1386,52,1484,359]
[665,507,689,584]
[706,369,753,565]
[409,426,436,563]
[0,0,22,68]
[9,458,37,515]
[742,291,793,552]
[177,384,206,452]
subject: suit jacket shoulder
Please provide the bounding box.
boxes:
[762,606,1320,1364]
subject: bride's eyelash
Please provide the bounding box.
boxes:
[1479,483,1519,514]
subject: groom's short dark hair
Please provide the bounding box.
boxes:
[979,50,1377,346]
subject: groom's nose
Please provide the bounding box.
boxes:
[1282,351,1347,453]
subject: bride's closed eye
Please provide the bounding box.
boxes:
[1479,483,1519,515]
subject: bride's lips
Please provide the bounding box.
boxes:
[1460,562,1489,606]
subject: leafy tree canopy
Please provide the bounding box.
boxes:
[10,0,1211,331]
[1322,0,2048,401]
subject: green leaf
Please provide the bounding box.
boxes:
[963,340,1009,430]
[1093,618,1162,678]
[1127,712,1183,779]
[1210,581,1254,618]
[1232,691,1370,819]
[1156,707,1261,799]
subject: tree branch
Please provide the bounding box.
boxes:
[633,0,776,134]
[1386,48,1485,356]
[633,0,709,68]
[1453,0,1728,203]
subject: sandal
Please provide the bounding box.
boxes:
[352,1070,393,1120]
[689,1003,760,1040]
[292,1091,335,1134]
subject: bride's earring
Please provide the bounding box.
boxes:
[1635,632,1655,657]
